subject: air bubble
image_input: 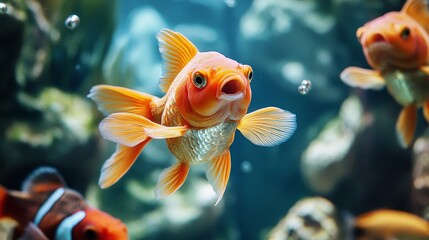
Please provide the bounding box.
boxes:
[298,79,312,95]
[65,15,80,30]
[301,79,312,90]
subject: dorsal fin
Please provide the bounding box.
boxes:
[22,167,66,193]
[402,0,429,34]
[157,29,198,92]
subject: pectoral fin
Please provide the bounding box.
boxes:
[87,85,158,117]
[206,150,231,205]
[340,67,385,89]
[423,101,429,122]
[99,113,188,147]
[396,104,417,148]
[237,107,296,146]
[99,141,149,188]
[155,162,190,199]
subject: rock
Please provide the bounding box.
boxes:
[0,87,99,192]
[411,132,429,216]
[301,96,365,193]
[0,0,115,192]
[267,197,347,240]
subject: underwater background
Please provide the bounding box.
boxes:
[1,0,426,239]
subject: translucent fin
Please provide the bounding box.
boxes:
[20,222,49,240]
[99,113,188,147]
[87,85,157,117]
[396,104,417,148]
[157,29,198,92]
[206,150,231,205]
[155,162,190,199]
[237,107,296,146]
[21,167,65,193]
[340,67,385,90]
[99,141,149,188]
[423,101,429,122]
[402,0,429,34]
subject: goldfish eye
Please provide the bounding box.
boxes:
[84,228,98,240]
[193,74,207,88]
[247,69,253,82]
[400,27,410,40]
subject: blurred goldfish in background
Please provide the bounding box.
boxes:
[88,29,296,205]
[341,0,429,148]
[0,167,128,240]
[354,209,429,240]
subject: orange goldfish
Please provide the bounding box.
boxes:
[0,167,128,240]
[340,0,429,148]
[88,29,296,204]
[355,209,429,239]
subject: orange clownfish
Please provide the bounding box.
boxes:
[0,167,128,240]
[341,0,429,148]
[354,209,429,239]
[88,28,297,205]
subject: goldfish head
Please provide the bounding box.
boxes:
[72,208,128,240]
[175,52,252,127]
[357,12,429,70]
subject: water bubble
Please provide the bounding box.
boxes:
[240,161,252,173]
[65,15,80,30]
[298,85,309,95]
[301,79,312,90]
[0,3,7,13]
[298,79,312,95]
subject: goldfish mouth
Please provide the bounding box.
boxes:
[218,79,244,101]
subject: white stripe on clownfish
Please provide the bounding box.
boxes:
[55,210,86,240]
[33,188,65,225]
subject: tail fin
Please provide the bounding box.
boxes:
[87,85,158,118]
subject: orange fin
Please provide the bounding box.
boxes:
[87,85,157,117]
[155,162,190,199]
[99,113,188,147]
[423,101,429,122]
[396,104,417,148]
[206,150,231,205]
[355,209,429,237]
[340,67,385,89]
[237,107,296,146]
[157,29,198,92]
[21,167,65,194]
[99,141,149,188]
[402,0,429,34]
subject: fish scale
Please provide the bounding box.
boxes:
[167,121,237,164]
[162,98,237,164]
